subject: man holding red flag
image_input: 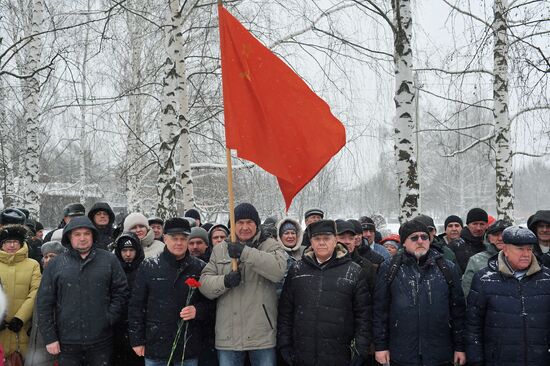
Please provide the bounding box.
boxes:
[218,2,345,210]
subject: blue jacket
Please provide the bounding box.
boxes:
[466,252,550,366]
[373,249,465,366]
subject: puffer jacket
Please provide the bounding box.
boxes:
[277,245,371,366]
[449,227,485,273]
[461,241,498,297]
[88,202,115,250]
[37,247,129,345]
[199,229,287,350]
[0,244,41,355]
[140,229,164,258]
[466,252,550,366]
[128,247,213,361]
[373,249,465,366]
[276,218,304,297]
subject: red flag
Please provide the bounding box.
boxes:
[218,4,346,210]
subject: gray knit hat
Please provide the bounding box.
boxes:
[41,241,66,256]
[123,213,150,232]
[189,227,209,246]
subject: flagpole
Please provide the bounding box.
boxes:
[226,148,238,271]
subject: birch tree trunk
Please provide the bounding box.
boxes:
[156,0,187,219]
[0,78,14,208]
[22,0,44,218]
[493,0,514,221]
[125,2,145,213]
[391,0,419,222]
[78,0,91,205]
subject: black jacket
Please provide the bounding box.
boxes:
[449,227,485,273]
[357,238,385,267]
[128,247,214,361]
[37,247,129,345]
[466,253,550,366]
[373,249,465,366]
[88,202,116,250]
[277,245,371,366]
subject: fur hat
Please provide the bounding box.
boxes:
[41,241,66,256]
[0,224,28,245]
[123,213,150,232]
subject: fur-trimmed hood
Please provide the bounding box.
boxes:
[494,251,541,278]
[276,217,303,252]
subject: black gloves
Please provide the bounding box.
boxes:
[280,347,295,365]
[0,320,5,331]
[227,242,245,259]
[224,271,241,288]
[8,317,23,333]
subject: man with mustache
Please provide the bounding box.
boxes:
[373,220,466,366]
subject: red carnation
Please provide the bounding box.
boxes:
[185,278,201,288]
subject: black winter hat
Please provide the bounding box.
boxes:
[0,224,28,245]
[336,220,356,235]
[61,216,98,247]
[35,221,44,231]
[502,226,537,246]
[347,219,363,235]
[25,218,37,235]
[413,214,436,230]
[184,209,201,221]
[486,219,512,236]
[16,207,30,219]
[399,220,430,242]
[0,208,27,225]
[116,232,141,251]
[359,216,375,231]
[164,217,191,235]
[444,215,463,229]
[466,208,488,225]
[202,222,214,232]
[304,208,324,220]
[88,202,115,225]
[148,216,164,226]
[307,219,336,238]
[527,210,550,233]
[234,203,261,227]
[63,203,85,217]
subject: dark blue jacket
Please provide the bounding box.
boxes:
[373,249,465,366]
[466,252,550,366]
[128,247,214,361]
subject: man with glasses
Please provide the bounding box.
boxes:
[373,220,466,366]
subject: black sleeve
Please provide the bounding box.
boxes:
[353,268,372,358]
[372,261,391,351]
[108,256,130,324]
[465,272,487,364]
[36,262,58,345]
[128,264,148,347]
[276,263,296,350]
[449,262,466,352]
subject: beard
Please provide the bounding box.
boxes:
[413,248,428,259]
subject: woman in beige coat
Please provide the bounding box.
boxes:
[0,224,41,356]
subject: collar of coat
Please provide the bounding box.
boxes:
[0,242,29,264]
[497,251,541,277]
[161,246,193,269]
[303,243,349,268]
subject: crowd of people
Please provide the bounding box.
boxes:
[0,202,549,366]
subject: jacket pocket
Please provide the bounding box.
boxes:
[262,304,274,330]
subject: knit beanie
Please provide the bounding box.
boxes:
[184,209,201,221]
[466,208,488,225]
[414,214,435,229]
[189,227,209,246]
[444,215,463,229]
[234,203,261,227]
[280,222,297,236]
[123,213,150,232]
[399,221,430,242]
[41,241,66,256]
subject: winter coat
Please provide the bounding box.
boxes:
[276,218,304,297]
[431,235,458,263]
[128,247,213,361]
[461,241,498,297]
[277,245,371,366]
[533,244,550,268]
[449,227,485,273]
[466,252,550,366]
[25,306,54,366]
[357,239,385,267]
[37,247,129,346]
[350,249,378,293]
[140,229,164,259]
[0,244,41,355]
[199,229,287,351]
[373,249,466,366]
[88,202,115,250]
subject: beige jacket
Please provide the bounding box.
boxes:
[141,229,164,258]
[199,230,287,350]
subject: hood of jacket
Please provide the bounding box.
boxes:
[87,201,115,227]
[276,217,303,253]
[140,228,156,248]
[115,235,145,272]
[528,210,550,234]
[461,226,484,246]
[0,242,29,264]
[61,216,99,248]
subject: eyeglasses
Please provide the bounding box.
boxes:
[409,234,429,242]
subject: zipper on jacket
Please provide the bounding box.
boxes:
[262,304,274,329]
[518,280,528,366]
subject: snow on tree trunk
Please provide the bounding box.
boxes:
[156,0,186,219]
[22,0,44,218]
[78,0,91,206]
[493,0,514,222]
[125,5,145,213]
[391,0,419,223]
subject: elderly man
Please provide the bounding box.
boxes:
[373,220,466,366]
[277,220,371,366]
[200,203,287,366]
[300,208,324,247]
[527,210,550,267]
[37,216,128,366]
[466,226,550,366]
